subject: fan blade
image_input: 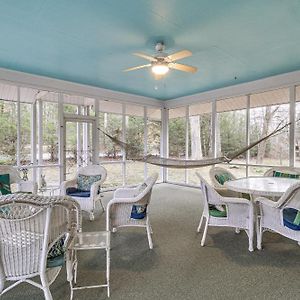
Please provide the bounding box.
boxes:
[133,52,157,62]
[169,63,197,73]
[167,50,192,61]
[123,64,151,72]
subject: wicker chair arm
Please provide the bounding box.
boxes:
[222,196,252,205]
[90,180,103,198]
[255,196,278,207]
[60,179,77,195]
[108,196,139,205]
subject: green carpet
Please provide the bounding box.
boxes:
[3,184,300,299]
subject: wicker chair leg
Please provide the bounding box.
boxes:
[201,218,209,247]
[197,215,204,233]
[40,274,53,300]
[256,217,262,250]
[89,212,95,221]
[99,198,105,212]
[146,225,153,249]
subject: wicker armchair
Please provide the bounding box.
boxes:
[0,194,81,300]
[106,173,158,249]
[196,172,254,252]
[256,182,300,250]
[209,166,240,198]
[61,165,107,220]
[0,165,37,194]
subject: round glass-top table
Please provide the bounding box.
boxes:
[224,176,299,198]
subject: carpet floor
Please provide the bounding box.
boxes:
[3,183,300,300]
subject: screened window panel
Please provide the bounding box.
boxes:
[43,101,59,165]
[216,96,247,112]
[99,100,123,114]
[126,161,145,185]
[249,88,289,166]
[0,100,17,165]
[102,163,123,188]
[216,97,247,163]
[99,112,123,162]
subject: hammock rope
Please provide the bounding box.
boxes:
[98,121,291,169]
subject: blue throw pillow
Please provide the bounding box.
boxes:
[131,204,147,219]
[77,174,101,192]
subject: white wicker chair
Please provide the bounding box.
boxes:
[0,165,37,194]
[196,172,254,252]
[256,182,300,250]
[106,173,158,249]
[264,167,300,177]
[60,165,107,220]
[209,166,240,198]
[0,195,81,300]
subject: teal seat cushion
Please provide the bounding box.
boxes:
[77,174,101,191]
[273,171,299,179]
[209,205,227,217]
[215,172,233,185]
[0,174,11,195]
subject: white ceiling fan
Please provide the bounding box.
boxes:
[124,42,197,80]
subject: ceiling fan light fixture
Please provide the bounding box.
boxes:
[151,63,169,75]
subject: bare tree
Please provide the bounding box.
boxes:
[189,115,202,159]
[256,106,279,164]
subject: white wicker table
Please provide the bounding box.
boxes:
[69,231,111,299]
[224,176,299,198]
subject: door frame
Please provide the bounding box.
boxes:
[62,113,98,180]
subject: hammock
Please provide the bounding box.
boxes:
[98,121,290,169]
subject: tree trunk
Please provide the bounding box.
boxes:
[256,106,279,164]
[216,115,221,156]
[189,116,202,159]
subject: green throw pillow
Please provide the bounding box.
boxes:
[77,174,101,191]
[215,173,233,185]
[273,171,299,179]
[293,211,300,225]
[209,205,227,217]
[0,174,11,195]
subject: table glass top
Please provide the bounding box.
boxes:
[225,176,299,197]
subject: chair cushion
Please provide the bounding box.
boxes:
[209,204,227,217]
[47,237,65,268]
[77,174,101,191]
[0,174,11,195]
[66,187,90,198]
[131,204,147,219]
[283,208,300,230]
[215,173,233,185]
[273,171,299,179]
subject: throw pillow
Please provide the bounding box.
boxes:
[215,172,233,185]
[47,237,65,268]
[131,204,147,219]
[77,174,101,192]
[0,174,11,195]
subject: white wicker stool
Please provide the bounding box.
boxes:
[69,231,110,299]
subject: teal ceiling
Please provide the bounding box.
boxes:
[0,0,300,100]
